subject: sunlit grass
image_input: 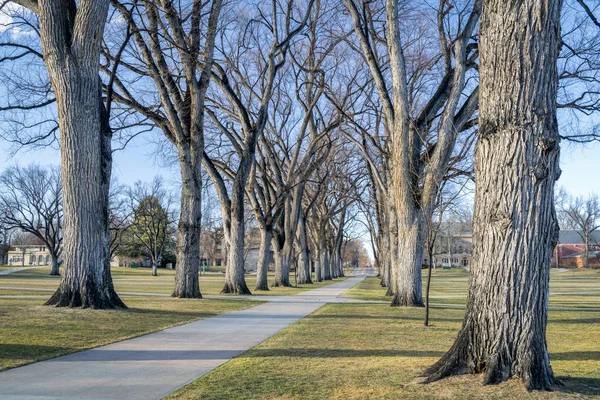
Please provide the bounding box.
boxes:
[168,303,600,400]
[0,296,256,372]
[0,266,348,297]
[343,269,600,308]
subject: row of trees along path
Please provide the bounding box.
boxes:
[0,0,592,392]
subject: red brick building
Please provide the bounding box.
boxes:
[551,230,600,269]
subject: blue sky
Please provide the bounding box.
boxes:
[1,135,598,197]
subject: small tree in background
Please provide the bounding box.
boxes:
[126,177,176,276]
[560,191,600,268]
[0,164,62,275]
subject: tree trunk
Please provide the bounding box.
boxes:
[172,169,202,298]
[222,195,251,294]
[255,228,271,291]
[584,233,589,268]
[272,250,292,287]
[43,0,123,308]
[424,248,433,326]
[314,250,322,282]
[272,235,292,287]
[50,254,60,276]
[391,220,424,306]
[321,248,331,280]
[296,216,312,284]
[297,249,312,284]
[425,0,561,390]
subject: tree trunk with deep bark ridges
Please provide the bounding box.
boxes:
[172,171,202,298]
[425,0,562,390]
[391,221,424,307]
[255,228,271,291]
[44,0,124,308]
[297,216,312,284]
[222,206,251,294]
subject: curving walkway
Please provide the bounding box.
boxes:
[0,271,370,400]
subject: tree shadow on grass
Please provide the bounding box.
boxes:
[0,344,69,361]
[555,377,600,397]
[244,348,446,358]
[308,314,462,323]
[550,351,600,361]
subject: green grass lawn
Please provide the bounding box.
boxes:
[0,266,348,297]
[0,296,256,372]
[2,266,598,399]
[168,303,600,400]
[343,268,600,308]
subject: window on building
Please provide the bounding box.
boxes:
[442,258,448,264]
[462,258,468,266]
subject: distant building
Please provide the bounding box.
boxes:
[423,222,473,269]
[7,244,53,267]
[198,227,273,271]
[552,230,600,269]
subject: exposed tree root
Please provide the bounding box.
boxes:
[390,292,424,307]
[271,280,292,288]
[255,281,270,291]
[171,289,203,299]
[46,286,126,309]
[424,330,562,391]
[221,281,252,295]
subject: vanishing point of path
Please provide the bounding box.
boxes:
[0,270,372,400]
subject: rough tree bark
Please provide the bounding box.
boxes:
[221,184,252,294]
[255,228,272,291]
[24,0,125,308]
[296,214,312,284]
[424,0,562,390]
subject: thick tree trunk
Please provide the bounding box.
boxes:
[272,232,292,287]
[297,249,311,284]
[255,228,271,291]
[386,207,398,297]
[50,254,60,276]
[222,204,251,294]
[321,248,331,280]
[297,216,312,284]
[272,250,292,287]
[172,171,202,298]
[45,99,121,308]
[314,250,322,282]
[43,0,124,308]
[425,0,561,390]
[391,220,424,307]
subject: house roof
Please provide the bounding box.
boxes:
[559,230,600,245]
[562,250,600,259]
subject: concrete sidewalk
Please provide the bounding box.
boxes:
[0,275,366,400]
[0,266,45,275]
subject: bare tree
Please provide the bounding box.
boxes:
[0,164,62,275]
[560,192,600,268]
[203,0,315,294]
[126,177,176,276]
[107,0,224,298]
[425,0,562,389]
[341,0,481,306]
[4,0,124,308]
